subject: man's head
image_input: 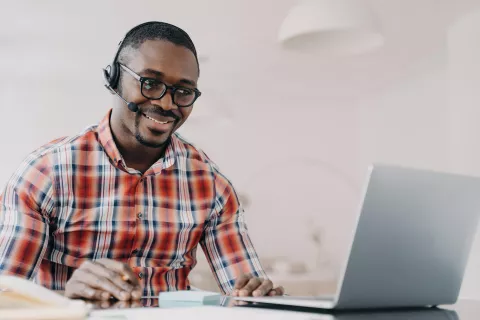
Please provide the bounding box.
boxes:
[109,22,200,149]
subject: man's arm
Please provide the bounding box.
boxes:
[200,169,282,296]
[0,153,54,279]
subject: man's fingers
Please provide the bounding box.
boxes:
[65,259,144,301]
[239,277,262,296]
[232,274,252,295]
[252,279,273,297]
[76,269,130,301]
[66,283,107,301]
[268,286,285,296]
[65,282,94,299]
[233,274,252,290]
[94,260,142,300]
[92,290,112,301]
[84,261,135,293]
[96,259,140,287]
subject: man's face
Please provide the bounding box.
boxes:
[117,39,199,148]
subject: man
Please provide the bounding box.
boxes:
[0,21,283,301]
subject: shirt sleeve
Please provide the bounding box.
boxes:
[200,168,267,294]
[0,152,55,279]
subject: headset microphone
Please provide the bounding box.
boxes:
[112,89,139,113]
[103,64,139,113]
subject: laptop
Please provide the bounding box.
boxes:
[235,164,480,309]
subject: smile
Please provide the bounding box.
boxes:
[142,113,174,124]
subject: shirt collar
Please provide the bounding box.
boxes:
[96,109,178,174]
[97,109,124,167]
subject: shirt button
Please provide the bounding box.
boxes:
[137,213,143,219]
[138,272,144,279]
[132,249,139,255]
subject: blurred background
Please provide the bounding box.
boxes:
[1,0,480,297]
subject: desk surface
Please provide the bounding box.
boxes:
[89,297,480,319]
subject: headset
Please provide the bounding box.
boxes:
[103,21,160,92]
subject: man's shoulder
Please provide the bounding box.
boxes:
[172,134,239,202]
[26,124,100,164]
[171,133,237,189]
[172,133,218,169]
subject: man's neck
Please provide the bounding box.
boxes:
[116,140,168,174]
[109,120,169,174]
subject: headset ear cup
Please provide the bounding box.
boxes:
[105,22,159,92]
[108,62,120,90]
[102,63,119,90]
[103,65,112,87]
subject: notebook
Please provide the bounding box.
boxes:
[0,275,91,320]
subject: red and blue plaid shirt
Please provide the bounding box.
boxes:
[0,110,266,296]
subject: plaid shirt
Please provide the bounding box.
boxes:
[0,110,266,296]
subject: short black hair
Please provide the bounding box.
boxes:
[117,21,199,73]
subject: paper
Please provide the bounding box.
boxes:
[0,275,90,320]
[88,306,333,320]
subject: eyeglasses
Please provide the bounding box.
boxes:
[119,64,201,107]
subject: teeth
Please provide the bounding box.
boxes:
[144,114,169,124]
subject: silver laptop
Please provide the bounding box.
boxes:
[235,164,480,309]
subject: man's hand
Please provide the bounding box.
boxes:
[231,274,285,297]
[65,259,142,301]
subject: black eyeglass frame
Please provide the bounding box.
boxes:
[119,63,201,107]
